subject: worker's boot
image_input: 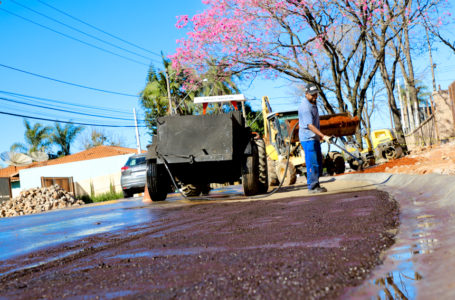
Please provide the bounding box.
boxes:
[308,185,327,194]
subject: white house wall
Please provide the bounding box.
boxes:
[19,154,132,191]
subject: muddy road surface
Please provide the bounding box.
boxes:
[0,189,398,299]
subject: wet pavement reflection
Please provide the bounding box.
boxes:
[348,187,449,299]
[0,195,176,261]
[0,185,247,261]
[374,214,438,299]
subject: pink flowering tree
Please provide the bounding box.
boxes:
[419,0,454,53]
[171,0,444,144]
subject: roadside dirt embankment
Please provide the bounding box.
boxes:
[352,141,455,175]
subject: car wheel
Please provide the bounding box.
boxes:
[122,189,132,198]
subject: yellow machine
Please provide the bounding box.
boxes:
[371,129,404,160]
[262,96,349,186]
[345,128,403,168]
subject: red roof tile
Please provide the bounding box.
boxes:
[0,146,141,179]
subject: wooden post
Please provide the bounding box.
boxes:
[430,95,440,143]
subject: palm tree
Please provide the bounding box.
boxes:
[80,128,125,150]
[140,56,262,136]
[201,60,240,97]
[140,64,173,135]
[11,119,52,154]
[51,123,85,156]
[140,56,198,134]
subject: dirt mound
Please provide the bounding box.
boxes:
[320,115,360,137]
[0,185,84,218]
[357,141,455,175]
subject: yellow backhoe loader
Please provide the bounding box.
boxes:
[262,96,359,186]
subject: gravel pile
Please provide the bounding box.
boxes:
[0,185,84,218]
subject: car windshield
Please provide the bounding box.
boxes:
[126,156,146,167]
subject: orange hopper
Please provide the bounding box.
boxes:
[288,113,360,142]
[319,113,360,137]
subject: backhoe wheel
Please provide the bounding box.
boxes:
[384,146,397,160]
[385,145,403,160]
[181,184,202,197]
[242,141,260,196]
[267,159,279,186]
[255,138,269,194]
[324,156,335,176]
[275,161,297,186]
[329,151,345,174]
[348,159,360,171]
[349,158,367,171]
[146,159,168,201]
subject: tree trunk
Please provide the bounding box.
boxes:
[400,11,419,129]
[379,59,407,150]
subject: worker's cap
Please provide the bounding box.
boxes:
[305,83,318,95]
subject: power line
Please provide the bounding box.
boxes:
[0,110,148,128]
[0,90,134,115]
[0,63,139,98]
[37,0,162,58]
[10,0,157,63]
[0,96,146,122]
[0,7,149,67]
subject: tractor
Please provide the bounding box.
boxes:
[145,95,268,201]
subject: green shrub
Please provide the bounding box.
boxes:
[77,194,93,204]
[77,191,124,203]
[90,180,95,198]
[109,179,116,194]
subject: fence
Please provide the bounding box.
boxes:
[404,114,438,150]
[403,85,455,150]
[41,177,75,194]
[0,177,12,202]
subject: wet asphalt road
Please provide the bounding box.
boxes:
[0,185,399,299]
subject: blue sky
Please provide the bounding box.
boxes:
[0,0,454,164]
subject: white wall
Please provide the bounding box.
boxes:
[19,154,132,191]
[12,186,20,198]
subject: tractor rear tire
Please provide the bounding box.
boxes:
[242,141,260,196]
[146,159,168,201]
[275,161,297,186]
[255,138,268,194]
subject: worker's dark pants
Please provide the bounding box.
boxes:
[301,140,323,190]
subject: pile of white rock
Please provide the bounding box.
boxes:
[0,184,85,218]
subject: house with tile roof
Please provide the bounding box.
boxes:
[0,146,141,198]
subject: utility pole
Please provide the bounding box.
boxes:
[398,84,408,131]
[398,83,408,133]
[133,108,141,154]
[164,69,173,115]
[425,27,437,92]
[404,80,415,132]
